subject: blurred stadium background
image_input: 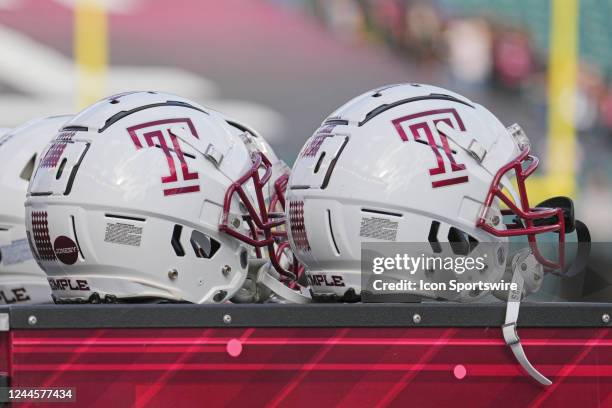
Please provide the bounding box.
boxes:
[0,0,610,241]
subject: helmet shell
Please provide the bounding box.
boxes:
[287,84,521,300]
[25,92,259,303]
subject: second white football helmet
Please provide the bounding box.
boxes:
[0,115,72,304]
[287,83,570,302]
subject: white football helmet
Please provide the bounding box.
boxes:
[0,115,72,304]
[25,91,295,304]
[287,83,570,302]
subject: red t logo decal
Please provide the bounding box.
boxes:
[127,118,200,196]
[392,108,469,188]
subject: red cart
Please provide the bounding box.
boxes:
[0,302,611,407]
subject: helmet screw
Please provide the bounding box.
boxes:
[168,269,179,280]
[603,314,611,324]
[413,314,422,324]
[223,314,232,324]
[520,263,527,271]
[232,217,242,229]
[222,265,232,275]
[28,315,37,326]
[491,215,500,226]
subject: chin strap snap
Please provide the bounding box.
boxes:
[503,263,552,386]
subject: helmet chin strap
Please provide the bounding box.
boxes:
[257,264,311,304]
[232,259,311,304]
[502,251,552,386]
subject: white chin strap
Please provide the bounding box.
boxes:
[232,260,311,304]
[503,265,552,386]
[257,266,311,304]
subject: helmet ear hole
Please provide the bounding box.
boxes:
[190,230,221,259]
[447,227,479,256]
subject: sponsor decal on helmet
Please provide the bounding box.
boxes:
[53,236,79,265]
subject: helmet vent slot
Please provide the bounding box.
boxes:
[56,158,67,180]
[20,154,37,181]
[428,221,442,253]
[171,224,185,257]
[71,215,85,259]
[327,209,340,255]
[105,214,146,222]
[62,126,88,132]
[99,101,207,133]
[360,94,474,126]
[314,152,326,173]
[448,227,479,256]
[361,208,402,217]
[190,230,221,259]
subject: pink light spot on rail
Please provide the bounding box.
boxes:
[226,339,243,357]
[453,364,467,380]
